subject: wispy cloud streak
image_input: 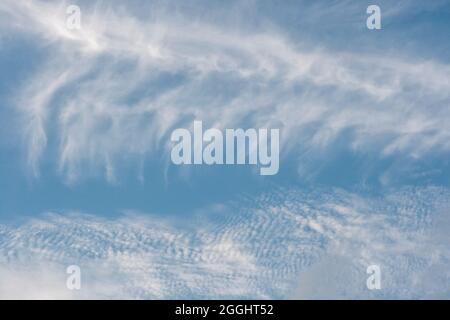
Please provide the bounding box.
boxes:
[0,0,449,182]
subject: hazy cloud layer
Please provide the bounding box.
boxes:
[1,186,448,299]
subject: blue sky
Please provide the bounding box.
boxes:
[0,0,449,299]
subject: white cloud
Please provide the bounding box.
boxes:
[0,186,448,299]
[0,0,449,182]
